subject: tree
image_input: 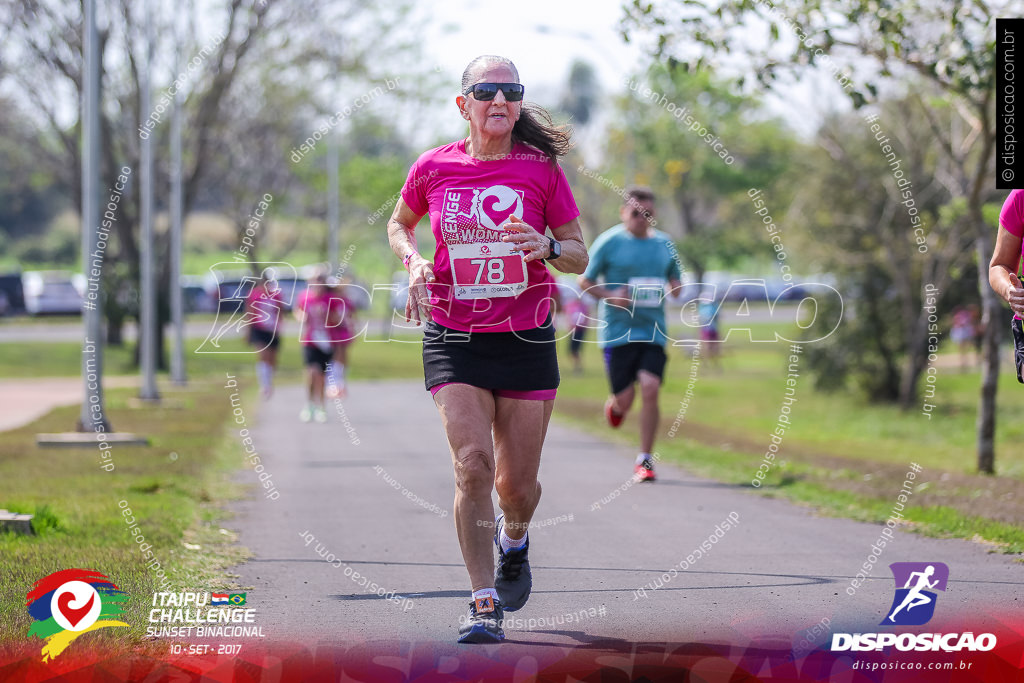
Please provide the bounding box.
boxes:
[1,0,414,353]
[558,60,601,127]
[601,64,798,282]
[622,0,1006,473]
[0,98,65,241]
[795,93,977,402]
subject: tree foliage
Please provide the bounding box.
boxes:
[601,64,798,280]
[620,0,1007,472]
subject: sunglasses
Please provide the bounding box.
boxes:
[463,82,525,102]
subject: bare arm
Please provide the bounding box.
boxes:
[499,215,589,274]
[386,197,434,323]
[989,226,1024,316]
[548,217,589,274]
[578,275,631,309]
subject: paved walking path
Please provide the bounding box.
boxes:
[228,381,1023,653]
[0,376,137,432]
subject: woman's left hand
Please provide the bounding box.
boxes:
[501,215,550,263]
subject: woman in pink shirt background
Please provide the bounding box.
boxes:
[326,278,355,399]
[293,268,335,423]
[386,55,588,643]
[245,268,284,399]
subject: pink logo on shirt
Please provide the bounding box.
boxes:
[441,184,525,243]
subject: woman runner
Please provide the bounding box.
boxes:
[386,55,588,643]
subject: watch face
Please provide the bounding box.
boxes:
[551,239,561,258]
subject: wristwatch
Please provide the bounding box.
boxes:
[546,237,562,260]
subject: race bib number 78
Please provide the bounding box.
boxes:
[448,242,528,300]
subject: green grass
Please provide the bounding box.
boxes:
[0,332,424,381]
[0,324,1019,654]
[555,338,1024,554]
[0,332,426,651]
[0,381,252,650]
[557,337,1024,479]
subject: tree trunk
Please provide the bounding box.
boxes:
[106,309,125,346]
[898,313,930,409]
[975,231,998,474]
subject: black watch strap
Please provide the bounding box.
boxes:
[547,236,561,260]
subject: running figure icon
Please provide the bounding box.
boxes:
[887,565,939,622]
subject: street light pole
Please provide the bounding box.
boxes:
[139,0,159,401]
[327,132,340,275]
[79,0,108,431]
[169,6,186,386]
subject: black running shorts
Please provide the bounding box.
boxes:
[422,318,559,393]
[303,344,333,372]
[603,342,668,395]
[248,326,280,350]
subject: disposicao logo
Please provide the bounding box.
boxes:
[883,562,948,626]
[26,569,129,661]
[832,562,996,653]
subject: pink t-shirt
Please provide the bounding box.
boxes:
[328,294,352,343]
[246,287,283,332]
[999,190,1024,320]
[295,287,334,348]
[401,140,580,332]
[1000,189,1024,243]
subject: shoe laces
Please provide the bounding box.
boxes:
[498,546,528,579]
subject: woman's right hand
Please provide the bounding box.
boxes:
[406,255,436,324]
[1007,273,1024,317]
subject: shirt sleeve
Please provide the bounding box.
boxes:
[666,239,682,281]
[1000,189,1024,238]
[544,162,581,230]
[400,155,430,217]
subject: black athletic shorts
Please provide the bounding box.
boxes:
[603,342,668,395]
[422,317,559,392]
[248,326,279,350]
[303,344,333,372]
[1013,318,1024,384]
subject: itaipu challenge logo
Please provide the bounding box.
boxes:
[26,569,129,661]
[882,561,949,626]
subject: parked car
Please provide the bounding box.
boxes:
[22,271,83,315]
[0,272,25,315]
[181,275,217,313]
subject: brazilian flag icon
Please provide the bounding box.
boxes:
[228,593,247,606]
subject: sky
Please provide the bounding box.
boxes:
[410,0,848,150]
[400,0,650,155]
[418,0,647,101]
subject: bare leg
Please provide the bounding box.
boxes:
[493,397,554,541]
[434,384,497,592]
[610,384,636,417]
[308,366,325,404]
[638,370,661,455]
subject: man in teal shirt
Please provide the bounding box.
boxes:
[579,187,682,481]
